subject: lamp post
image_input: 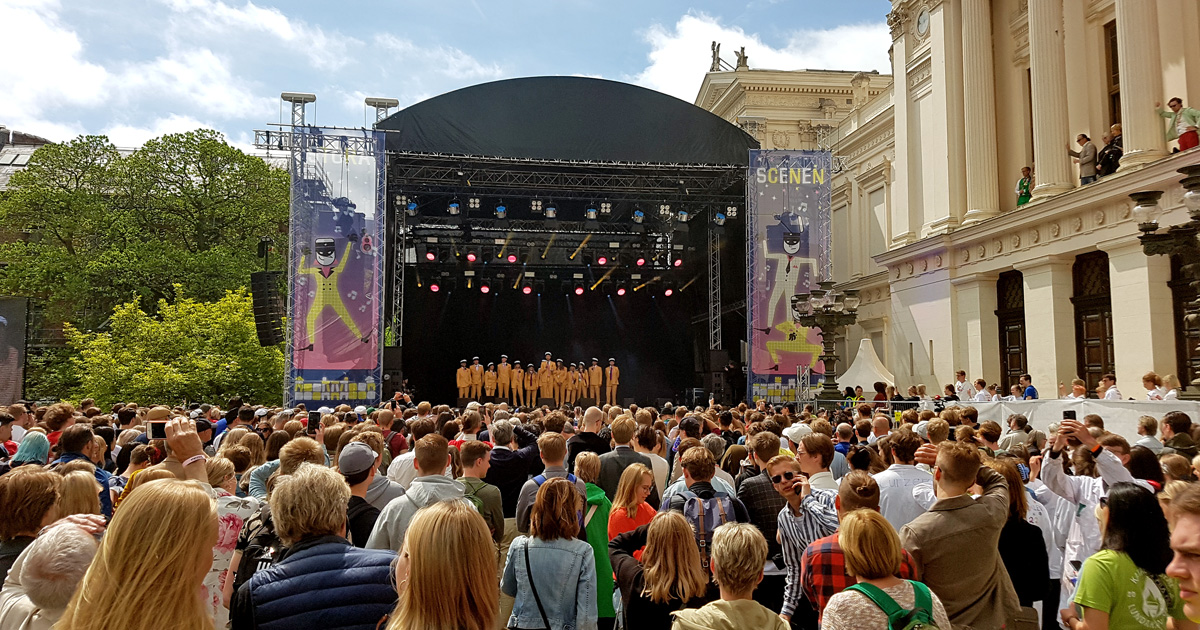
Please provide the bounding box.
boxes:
[792,281,861,403]
[1135,165,1200,388]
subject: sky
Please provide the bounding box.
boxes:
[2,0,892,150]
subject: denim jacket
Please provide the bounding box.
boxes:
[501,535,597,630]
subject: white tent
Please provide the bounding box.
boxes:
[838,338,895,390]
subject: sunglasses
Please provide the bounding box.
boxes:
[771,471,796,484]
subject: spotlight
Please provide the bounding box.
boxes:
[466,250,478,263]
[448,199,461,216]
[616,286,626,296]
[726,205,738,218]
[507,252,518,263]
[468,197,481,210]
[659,203,671,216]
[664,287,674,297]
[520,279,533,295]
[635,256,646,267]
[429,282,440,292]
[425,251,436,261]
[545,202,557,219]
[673,257,683,267]
[402,196,418,217]
[676,209,689,223]
[713,211,727,226]
[574,284,584,296]
[530,199,543,214]
[495,202,507,219]
[585,204,598,221]
[632,209,645,224]
[480,280,491,294]
[600,200,612,215]
[597,255,608,266]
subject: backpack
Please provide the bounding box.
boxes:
[233,504,284,591]
[382,430,406,458]
[679,490,735,568]
[845,580,941,630]
[463,479,485,513]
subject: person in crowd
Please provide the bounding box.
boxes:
[0,516,102,630]
[575,451,616,629]
[820,509,952,630]
[634,424,670,500]
[1163,454,1197,484]
[1098,373,1122,400]
[503,477,598,630]
[1163,411,1199,459]
[989,457,1050,620]
[1068,133,1098,185]
[598,417,656,505]
[0,466,61,579]
[201,455,261,626]
[1064,482,1195,630]
[735,431,787,577]
[458,440,503,544]
[10,431,50,468]
[483,418,540,523]
[231,463,396,630]
[368,434,464,551]
[383,500,496,630]
[1096,129,1123,177]
[350,433,405,512]
[567,407,611,473]
[873,428,931,530]
[1135,415,1165,454]
[997,414,1046,454]
[609,511,714,628]
[770,454,840,626]
[670,522,788,630]
[609,463,656,541]
[1163,374,1184,400]
[49,425,112,519]
[56,470,101,518]
[794,432,838,490]
[1167,485,1200,620]
[664,445,749,523]
[385,418,436,491]
[1144,372,1168,400]
[516,432,586,534]
[901,441,1019,629]
[1020,373,1038,399]
[1015,166,1034,206]
[336,442,381,548]
[1158,97,1200,151]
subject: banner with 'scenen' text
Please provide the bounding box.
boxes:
[745,150,831,403]
[286,128,385,408]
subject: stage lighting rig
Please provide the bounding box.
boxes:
[632,208,645,224]
[479,278,491,294]
[465,249,478,263]
[448,198,461,216]
[494,202,507,219]
[585,203,598,221]
[600,200,612,215]
[659,203,671,217]
[676,208,689,223]
[468,197,481,210]
[429,282,440,292]
[530,198,543,214]
[597,255,608,266]
[713,210,727,226]
[616,280,627,296]
[574,283,585,296]
[545,201,557,219]
[726,205,738,219]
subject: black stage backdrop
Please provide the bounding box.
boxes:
[401,279,700,405]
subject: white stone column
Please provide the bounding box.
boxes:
[1028,0,1074,199]
[1115,0,1168,167]
[889,13,915,247]
[1100,237,1175,391]
[952,274,1001,385]
[1016,256,1076,394]
[960,0,1000,224]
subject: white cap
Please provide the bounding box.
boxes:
[354,405,368,415]
[783,423,812,445]
[317,406,334,414]
[254,408,269,418]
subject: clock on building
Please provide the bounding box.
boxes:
[916,8,930,36]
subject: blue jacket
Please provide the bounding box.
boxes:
[502,535,598,630]
[230,535,396,630]
[52,452,112,518]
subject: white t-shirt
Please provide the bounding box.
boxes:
[1103,386,1122,400]
[873,464,933,531]
[954,380,976,400]
[973,391,991,402]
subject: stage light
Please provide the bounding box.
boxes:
[585,204,598,221]
[673,257,683,267]
[495,202,507,219]
[676,209,689,223]
[713,211,727,226]
[480,280,491,294]
[574,284,584,296]
[616,286,626,296]
[530,199,543,214]
[600,200,612,215]
[430,283,440,292]
[659,203,671,216]
[425,251,436,261]
[632,209,645,224]
[522,284,532,295]
[597,256,608,266]
[726,205,738,218]
[468,197,481,210]
[466,250,478,263]
[448,199,461,216]
[507,253,518,263]
[664,288,674,297]
[545,202,557,219]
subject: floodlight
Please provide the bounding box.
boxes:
[448,199,461,216]
[713,211,727,226]
[600,201,613,215]
[545,202,557,219]
[632,209,645,224]
[495,203,507,219]
[585,204,598,221]
[468,197,481,210]
[429,283,440,292]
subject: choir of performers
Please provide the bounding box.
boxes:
[452,352,621,406]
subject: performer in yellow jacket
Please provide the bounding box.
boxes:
[553,359,567,406]
[588,358,603,402]
[526,364,541,407]
[456,359,471,400]
[497,355,512,403]
[484,363,497,398]
[539,359,554,401]
[566,363,579,406]
[469,357,484,400]
[511,361,525,407]
[605,358,620,406]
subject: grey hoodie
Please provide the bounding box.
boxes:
[365,475,466,551]
[365,474,405,511]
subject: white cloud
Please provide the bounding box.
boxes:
[102,113,213,148]
[374,35,505,81]
[633,13,891,102]
[115,48,276,120]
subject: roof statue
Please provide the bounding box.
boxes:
[735,46,749,70]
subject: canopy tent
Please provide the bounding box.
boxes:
[838,338,895,391]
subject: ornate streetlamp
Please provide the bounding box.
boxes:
[1135,165,1200,388]
[792,281,861,402]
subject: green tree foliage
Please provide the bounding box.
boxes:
[65,288,284,407]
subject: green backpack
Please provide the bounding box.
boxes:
[845,581,940,630]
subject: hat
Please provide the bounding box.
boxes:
[608,358,616,363]
[501,354,508,359]
[783,423,812,445]
[460,359,467,364]
[679,416,701,435]
[338,442,377,477]
[556,359,563,364]
[317,406,334,414]
[254,407,270,418]
[591,358,598,363]
[189,409,202,419]
[913,420,929,440]
[545,351,552,356]
[145,406,171,421]
[488,362,495,367]
[514,360,522,365]
[466,401,481,410]
[472,356,480,361]
[569,363,576,367]
[353,405,368,415]
[195,419,213,434]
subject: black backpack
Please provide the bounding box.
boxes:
[233,504,285,591]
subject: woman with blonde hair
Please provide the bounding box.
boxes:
[113,466,175,511]
[385,500,497,630]
[238,432,267,468]
[820,510,951,630]
[218,427,249,454]
[502,477,597,630]
[57,470,102,518]
[57,478,219,630]
[203,456,261,627]
[608,463,655,541]
[609,511,712,628]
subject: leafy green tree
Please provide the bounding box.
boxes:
[65,288,284,407]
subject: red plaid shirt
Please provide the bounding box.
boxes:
[800,531,919,622]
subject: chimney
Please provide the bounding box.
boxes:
[0,125,7,152]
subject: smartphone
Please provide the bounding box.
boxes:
[307,411,322,434]
[149,421,168,440]
[1063,410,1076,421]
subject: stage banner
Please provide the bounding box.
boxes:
[286,128,385,408]
[745,150,831,403]
[0,297,27,405]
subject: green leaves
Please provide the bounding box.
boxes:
[65,288,284,407]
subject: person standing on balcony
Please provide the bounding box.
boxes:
[1158,98,1200,152]
[1068,134,1097,185]
[1015,166,1033,206]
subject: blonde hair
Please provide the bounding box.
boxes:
[574,451,601,484]
[57,470,101,517]
[272,463,350,545]
[386,501,497,630]
[58,479,217,630]
[205,457,235,489]
[641,511,708,604]
[710,522,767,594]
[218,427,249,454]
[114,466,175,511]
[840,509,902,580]
[613,464,653,519]
[239,432,267,467]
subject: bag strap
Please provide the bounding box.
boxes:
[524,541,552,630]
[533,474,546,486]
[584,504,599,527]
[909,580,934,618]
[845,583,905,622]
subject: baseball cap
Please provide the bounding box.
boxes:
[783,423,812,445]
[145,406,171,421]
[195,419,213,434]
[317,406,334,414]
[913,420,929,440]
[254,408,270,418]
[354,405,368,415]
[338,442,377,476]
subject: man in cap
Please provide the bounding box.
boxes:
[588,358,603,403]
[339,441,381,547]
[539,355,554,402]
[456,360,471,400]
[511,361,525,407]
[497,355,512,403]
[606,358,620,406]
[470,357,484,400]
[554,359,567,407]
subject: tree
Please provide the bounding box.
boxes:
[65,288,284,407]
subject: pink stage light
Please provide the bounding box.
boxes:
[574,286,584,296]
[480,284,490,294]
[522,285,532,295]
[425,252,436,261]
[636,257,645,266]
[616,287,626,296]
[597,256,608,266]
[429,283,440,292]
[672,258,682,267]
[466,252,478,263]
[507,254,517,263]
[664,288,674,297]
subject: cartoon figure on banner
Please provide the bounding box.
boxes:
[297,235,367,351]
[755,201,820,369]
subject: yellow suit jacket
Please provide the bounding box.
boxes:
[554,369,567,385]
[588,366,603,387]
[526,370,539,389]
[456,368,471,387]
[484,372,497,389]
[470,364,484,385]
[498,363,511,384]
[606,366,620,386]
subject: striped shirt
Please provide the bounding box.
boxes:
[777,489,839,617]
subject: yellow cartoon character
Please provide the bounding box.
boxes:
[297,237,365,351]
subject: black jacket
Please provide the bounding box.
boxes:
[485,425,542,517]
[609,525,717,628]
[998,515,1050,607]
[598,446,661,508]
[566,431,611,474]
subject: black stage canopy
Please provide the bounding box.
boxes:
[377,76,757,165]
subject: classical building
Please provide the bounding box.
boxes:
[697,0,1200,397]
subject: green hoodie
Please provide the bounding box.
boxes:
[583,482,615,618]
[671,599,789,630]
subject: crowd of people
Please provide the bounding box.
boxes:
[3,394,1200,630]
[845,369,1186,407]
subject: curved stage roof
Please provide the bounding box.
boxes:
[377,76,758,166]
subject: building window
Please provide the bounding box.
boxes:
[1072,252,1115,393]
[995,270,1027,391]
[1104,20,1121,125]
[1170,256,1198,392]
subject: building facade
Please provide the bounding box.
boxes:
[698,0,1200,397]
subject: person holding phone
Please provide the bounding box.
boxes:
[768,454,838,625]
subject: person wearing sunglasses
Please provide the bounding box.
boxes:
[766,454,839,627]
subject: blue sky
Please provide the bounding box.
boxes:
[3,0,892,149]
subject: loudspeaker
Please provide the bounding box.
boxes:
[577,398,597,408]
[537,397,557,408]
[250,271,285,347]
[457,398,472,408]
